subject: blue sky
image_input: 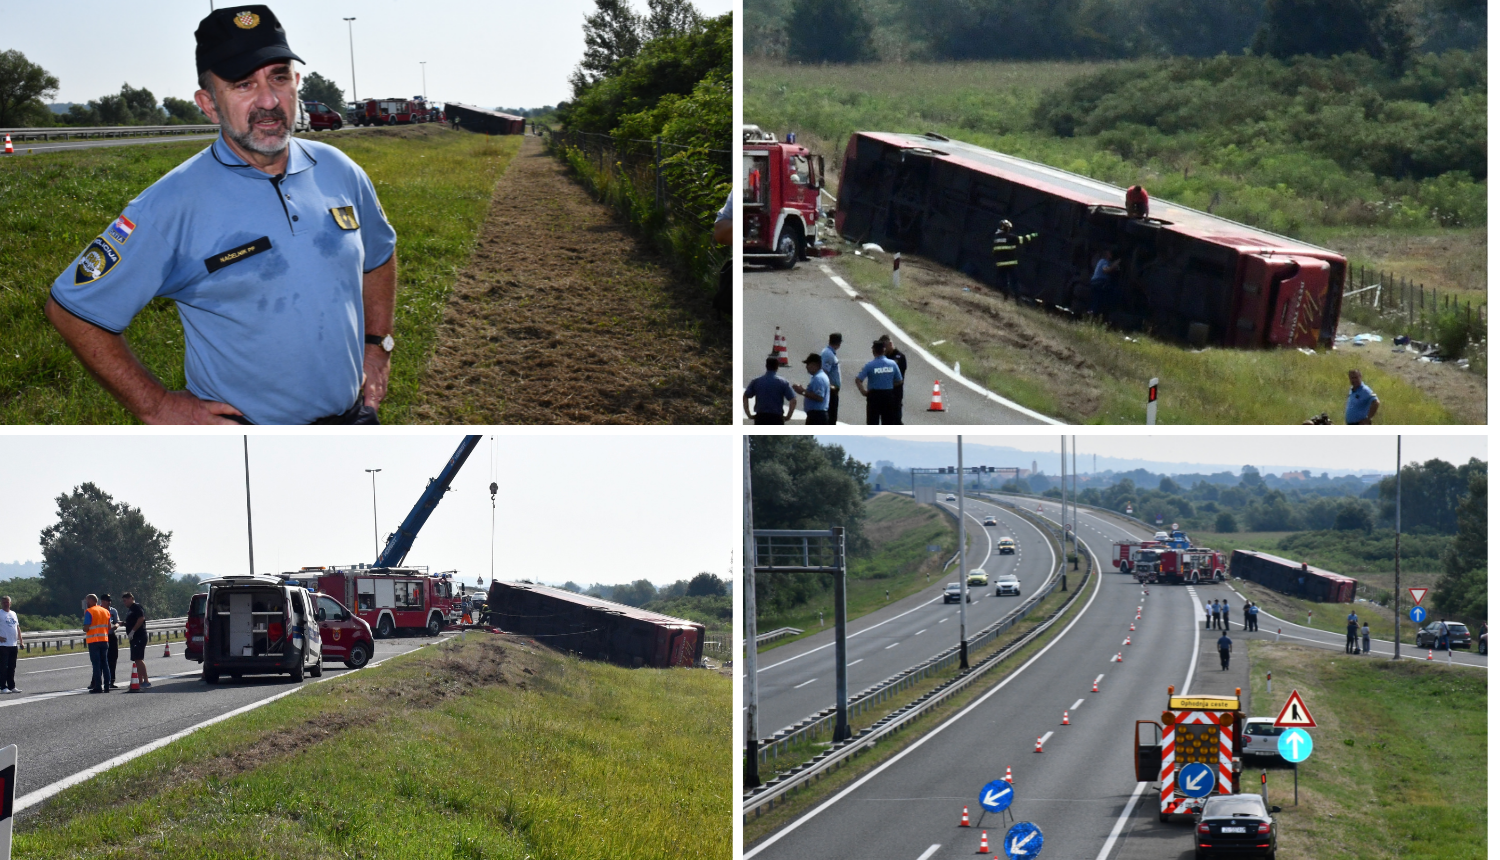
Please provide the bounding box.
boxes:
[3,0,731,110]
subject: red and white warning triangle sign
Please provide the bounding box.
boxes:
[1409,587,1428,606]
[1274,689,1317,728]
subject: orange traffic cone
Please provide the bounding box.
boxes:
[1092,680,1099,693]
[1115,651,1123,662]
[1427,649,1433,660]
[163,637,171,658]
[959,805,971,827]
[1034,736,1044,753]
[1004,766,1013,783]
[1062,710,1070,725]
[128,664,140,692]
[1125,637,1131,646]
[977,831,989,853]
[1130,623,1136,631]
[3,134,11,155]
[927,380,946,412]
[772,327,789,366]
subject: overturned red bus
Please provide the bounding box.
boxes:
[484,581,704,668]
[835,132,1347,349]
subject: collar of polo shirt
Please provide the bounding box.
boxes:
[211,133,317,177]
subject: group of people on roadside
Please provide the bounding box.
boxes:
[1203,598,1260,632]
[82,592,151,693]
[744,332,911,425]
[1344,609,1371,655]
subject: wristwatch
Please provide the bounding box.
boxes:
[365,333,395,352]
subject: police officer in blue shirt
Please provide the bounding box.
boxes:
[45,5,398,425]
[855,339,903,424]
[793,353,831,425]
[1344,369,1379,425]
[743,357,796,424]
[819,333,842,423]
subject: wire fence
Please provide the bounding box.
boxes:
[1340,263,1485,344]
[543,129,730,289]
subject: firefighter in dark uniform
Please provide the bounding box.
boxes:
[991,219,1038,301]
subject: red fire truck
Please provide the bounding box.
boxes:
[282,566,461,638]
[743,125,825,269]
[358,98,422,126]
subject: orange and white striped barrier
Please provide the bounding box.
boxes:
[772,327,788,366]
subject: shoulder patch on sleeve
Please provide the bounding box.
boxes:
[105,215,136,244]
[74,237,122,285]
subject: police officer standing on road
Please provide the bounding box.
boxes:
[991,219,1038,301]
[878,335,908,419]
[792,353,831,425]
[46,5,399,425]
[101,594,120,690]
[1218,630,1232,670]
[855,340,903,424]
[743,357,797,424]
[820,333,842,424]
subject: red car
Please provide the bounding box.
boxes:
[303,101,343,131]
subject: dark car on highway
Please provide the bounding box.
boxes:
[1416,621,1471,650]
[943,582,971,604]
[1194,794,1279,859]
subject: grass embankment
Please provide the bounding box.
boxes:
[838,255,1454,423]
[0,125,517,424]
[757,493,958,650]
[1246,641,1485,859]
[17,632,729,860]
[746,551,1088,843]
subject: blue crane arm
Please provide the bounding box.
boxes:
[375,435,482,567]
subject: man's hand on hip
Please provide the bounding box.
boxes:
[142,390,243,424]
[362,344,392,409]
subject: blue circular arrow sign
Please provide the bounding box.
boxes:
[1278,728,1313,763]
[1410,606,1427,624]
[979,779,1014,813]
[1176,762,1215,798]
[1004,822,1044,859]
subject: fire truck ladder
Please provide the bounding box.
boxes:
[375,435,482,568]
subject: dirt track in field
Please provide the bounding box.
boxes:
[410,135,730,424]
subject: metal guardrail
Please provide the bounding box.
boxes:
[756,627,803,646]
[0,125,219,143]
[21,617,188,654]
[748,502,1072,765]
[744,514,1093,818]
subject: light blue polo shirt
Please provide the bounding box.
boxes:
[857,356,902,390]
[50,134,397,424]
[804,369,830,412]
[1344,383,1377,424]
[820,344,841,389]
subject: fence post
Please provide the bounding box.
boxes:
[654,135,664,210]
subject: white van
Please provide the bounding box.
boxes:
[200,574,322,684]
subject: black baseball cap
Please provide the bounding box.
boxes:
[196,6,304,82]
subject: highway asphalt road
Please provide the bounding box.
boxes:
[749,493,1480,860]
[2,632,450,816]
[743,261,1054,425]
[751,498,1057,736]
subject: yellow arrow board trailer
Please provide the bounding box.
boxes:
[1134,688,1245,820]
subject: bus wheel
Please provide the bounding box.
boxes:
[377,616,395,639]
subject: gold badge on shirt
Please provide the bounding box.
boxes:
[329,206,360,231]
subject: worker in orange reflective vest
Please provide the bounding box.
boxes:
[83,594,112,693]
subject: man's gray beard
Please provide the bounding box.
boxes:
[225,117,290,157]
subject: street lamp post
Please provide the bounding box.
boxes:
[343,17,358,106]
[420,62,427,101]
[365,468,381,558]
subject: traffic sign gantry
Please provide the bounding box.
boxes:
[1176,762,1215,798]
[1274,689,1317,728]
[1004,822,1044,859]
[1409,587,1428,606]
[1410,606,1427,624]
[979,779,1015,813]
[1278,728,1313,763]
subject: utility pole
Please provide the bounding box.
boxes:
[1071,436,1078,569]
[243,436,254,577]
[743,437,760,788]
[1393,436,1402,660]
[420,62,427,101]
[958,435,968,670]
[1059,435,1067,576]
[365,468,382,558]
[343,18,358,105]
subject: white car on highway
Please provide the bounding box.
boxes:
[946,494,957,502]
[994,574,1021,596]
[1242,717,1287,759]
[983,515,998,526]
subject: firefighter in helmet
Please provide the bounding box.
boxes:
[991,219,1038,301]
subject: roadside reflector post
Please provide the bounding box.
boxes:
[1260,769,1267,805]
[0,743,15,860]
[1145,378,1158,425]
[893,252,901,288]
[1266,671,1272,693]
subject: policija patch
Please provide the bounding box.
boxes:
[329,206,360,231]
[73,237,121,285]
[204,236,272,273]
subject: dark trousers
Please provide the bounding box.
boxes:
[827,387,840,424]
[1345,633,1356,653]
[1219,648,1230,670]
[0,645,16,690]
[996,267,1019,299]
[753,413,784,425]
[88,641,109,691]
[106,635,119,687]
[805,410,830,425]
[1088,278,1113,315]
[865,389,902,425]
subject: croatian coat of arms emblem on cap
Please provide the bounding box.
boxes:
[234,10,260,29]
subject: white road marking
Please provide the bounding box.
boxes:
[1071,698,1084,710]
[1094,780,1149,860]
[1093,673,1104,684]
[916,629,927,636]
[794,678,818,689]
[885,642,900,650]
[849,659,863,666]
[916,845,941,860]
[939,618,948,623]
[757,594,944,673]
[1038,730,1054,746]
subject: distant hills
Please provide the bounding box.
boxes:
[0,560,42,580]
